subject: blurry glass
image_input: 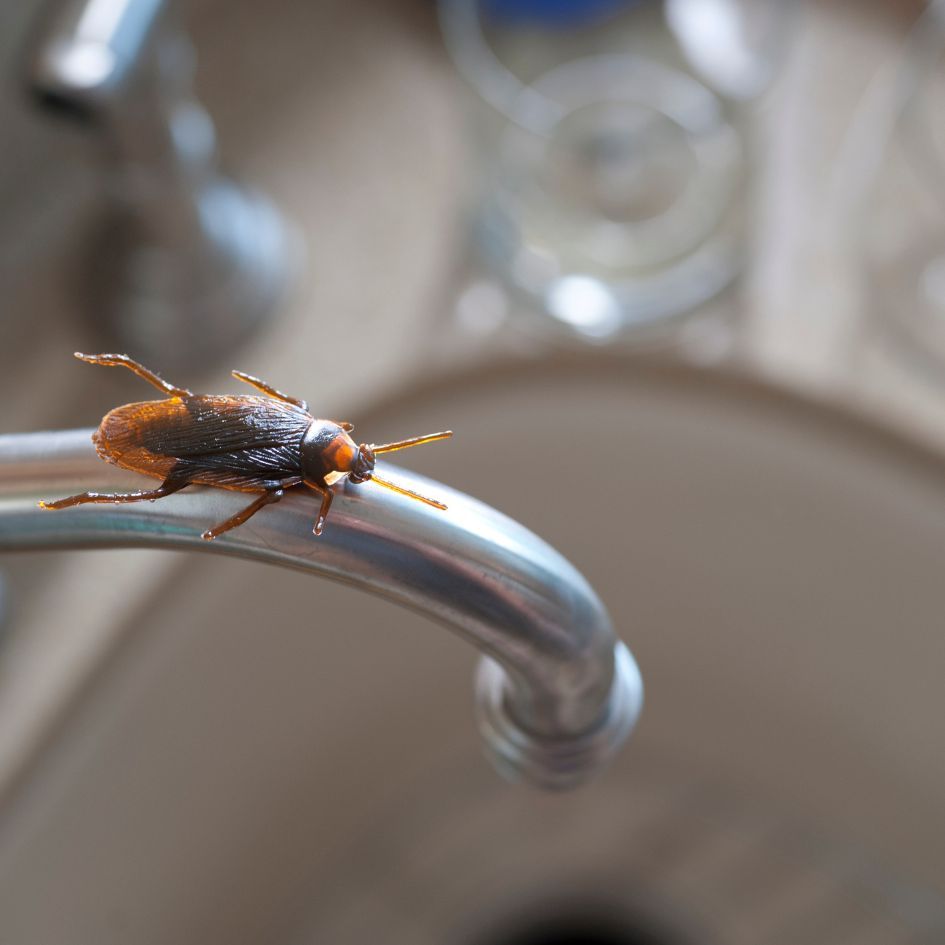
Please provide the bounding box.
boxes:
[439,0,790,341]
[857,0,945,376]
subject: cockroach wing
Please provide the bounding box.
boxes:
[95,395,314,491]
[130,396,312,455]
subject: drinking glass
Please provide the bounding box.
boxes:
[440,0,790,341]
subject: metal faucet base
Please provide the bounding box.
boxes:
[88,181,299,370]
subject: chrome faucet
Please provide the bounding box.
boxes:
[0,429,642,790]
[26,0,297,369]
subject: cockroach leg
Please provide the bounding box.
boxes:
[231,370,307,411]
[201,488,285,541]
[75,352,193,398]
[39,475,190,510]
[305,482,334,536]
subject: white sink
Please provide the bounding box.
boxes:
[1,357,943,945]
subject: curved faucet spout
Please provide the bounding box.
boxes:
[0,429,642,789]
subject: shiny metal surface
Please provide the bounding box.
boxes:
[24,0,296,369]
[0,429,641,790]
[29,0,167,114]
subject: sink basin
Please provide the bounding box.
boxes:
[1,356,943,945]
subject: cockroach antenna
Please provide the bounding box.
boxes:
[368,431,452,510]
[370,431,453,454]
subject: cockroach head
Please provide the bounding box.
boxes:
[349,444,375,483]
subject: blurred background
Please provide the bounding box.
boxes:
[2,0,945,943]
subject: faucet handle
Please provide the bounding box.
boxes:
[26,0,300,371]
[28,0,167,122]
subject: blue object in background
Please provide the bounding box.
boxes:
[481,0,638,28]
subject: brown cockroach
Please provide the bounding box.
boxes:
[40,353,451,540]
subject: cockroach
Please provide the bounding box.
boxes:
[40,353,452,540]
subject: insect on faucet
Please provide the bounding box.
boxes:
[40,353,452,540]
